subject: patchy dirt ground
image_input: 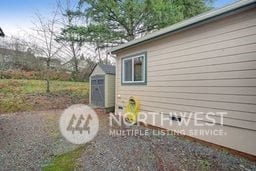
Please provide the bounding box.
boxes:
[25,93,88,111]
[0,110,255,171]
[0,79,88,113]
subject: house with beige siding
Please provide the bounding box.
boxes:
[110,0,256,157]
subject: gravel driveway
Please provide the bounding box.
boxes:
[0,110,78,170]
[0,110,255,171]
[77,112,256,171]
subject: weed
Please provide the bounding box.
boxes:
[198,159,211,171]
[42,145,88,171]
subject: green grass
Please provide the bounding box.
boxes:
[0,79,89,113]
[0,79,89,95]
[42,145,87,171]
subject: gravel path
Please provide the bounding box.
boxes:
[77,113,256,171]
[0,110,255,171]
[0,110,78,170]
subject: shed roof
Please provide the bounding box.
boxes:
[98,63,116,75]
[90,63,116,76]
[110,0,256,54]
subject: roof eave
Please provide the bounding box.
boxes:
[110,0,256,54]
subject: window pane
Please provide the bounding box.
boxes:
[91,80,97,85]
[134,56,143,81]
[97,79,104,84]
[124,59,132,81]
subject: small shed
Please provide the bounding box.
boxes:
[89,64,115,111]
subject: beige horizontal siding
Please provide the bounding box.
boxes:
[148,70,256,81]
[116,95,256,121]
[124,109,256,156]
[116,101,256,131]
[116,8,256,57]
[148,51,256,71]
[118,69,256,83]
[148,11,256,52]
[115,8,256,155]
[117,46,256,79]
[116,94,256,126]
[117,86,256,95]
[148,27,256,58]
[118,79,256,87]
[148,44,256,67]
[118,90,256,103]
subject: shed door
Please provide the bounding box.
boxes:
[91,75,105,107]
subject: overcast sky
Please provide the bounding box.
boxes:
[0,0,237,38]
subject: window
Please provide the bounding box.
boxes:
[97,79,104,84]
[122,52,146,84]
[91,80,97,85]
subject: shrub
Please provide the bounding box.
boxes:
[0,80,23,94]
[0,69,72,81]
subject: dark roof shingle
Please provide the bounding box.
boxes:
[98,63,116,75]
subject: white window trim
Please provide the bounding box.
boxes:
[122,53,146,84]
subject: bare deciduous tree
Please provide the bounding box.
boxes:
[32,9,63,93]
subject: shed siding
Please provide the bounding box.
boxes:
[105,74,115,107]
[115,8,256,155]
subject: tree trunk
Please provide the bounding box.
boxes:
[70,42,79,80]
[46,78,50,93]
[46,59,50,93]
